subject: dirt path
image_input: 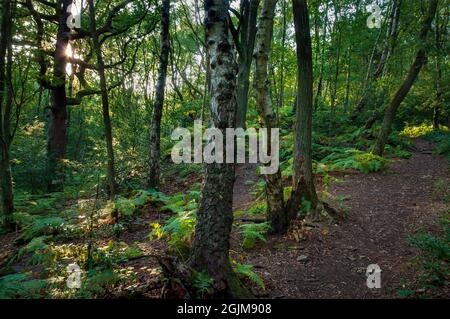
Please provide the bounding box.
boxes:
[238,139,449,298]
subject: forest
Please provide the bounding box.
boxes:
[0,0,448,301]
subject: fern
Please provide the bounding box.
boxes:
[164,210,196,250]
[232,262,265,290]
[17,216,66,243]
[148,222,165,240]
[0,273,48,299]
[12,235,51,265]
[321,150,387,174]
[239,222,269,249]
[191,271,213,298]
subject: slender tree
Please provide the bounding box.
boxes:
[330,3,342,117]
[373,0,402,78]
[148,0,171,188]
[0,0,14,228]
[190,0,251,298]
[373,0,438,156]
[432,4,446,129]
[287,0,319,218]
[354,0,402,118]
[231,0,259,128]
[87,0,117,200]
[314,1,328,110]
[254,0,286,233]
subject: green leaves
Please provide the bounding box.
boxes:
[17,216,66,243]
[407,216,450,287]
[0,273,48,299]
[232,262,265,290]
[191,271,214,298]
[239,222,270,250]
[319,149,387,174]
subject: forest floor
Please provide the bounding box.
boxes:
[239,138,449,298]
[1,138,448,299]
[118,138,449,299]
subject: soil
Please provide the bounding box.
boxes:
[238,138,449,298]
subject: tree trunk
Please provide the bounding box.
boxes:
[88,0,116,200]
[254,0,286,234]
[373,0,438,156]
[344,46,351,112]
[235,0,259,128]
[47,0,71,192]
[287,0,319,219]
[0,0,14,229]
[433,7,444,130]
[277,0,287,116]
[190,0,251,298]
[354,0,402,119]
[148,0,171,188]
[374,0,402,78]
[330,30,342,116]
[314,2,328,110]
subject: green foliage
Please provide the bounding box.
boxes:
[232,262,265,290]
[12,235,52,265]
[114,189,171,218]
[148,222,165,240]
[400,123,434,138]
[0,273,48,299]
[73,267,132,299]
[424,130,450,161]
[161,210,196,258]
[191,271,214,298]
[89,241,143,269]
[16,215,66,243]
[160,191,199,213]
[14,192,65,216]
[320,149,387,174]
[239,222,269,250]
[148,189,200,259]
[407,215,450,287]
